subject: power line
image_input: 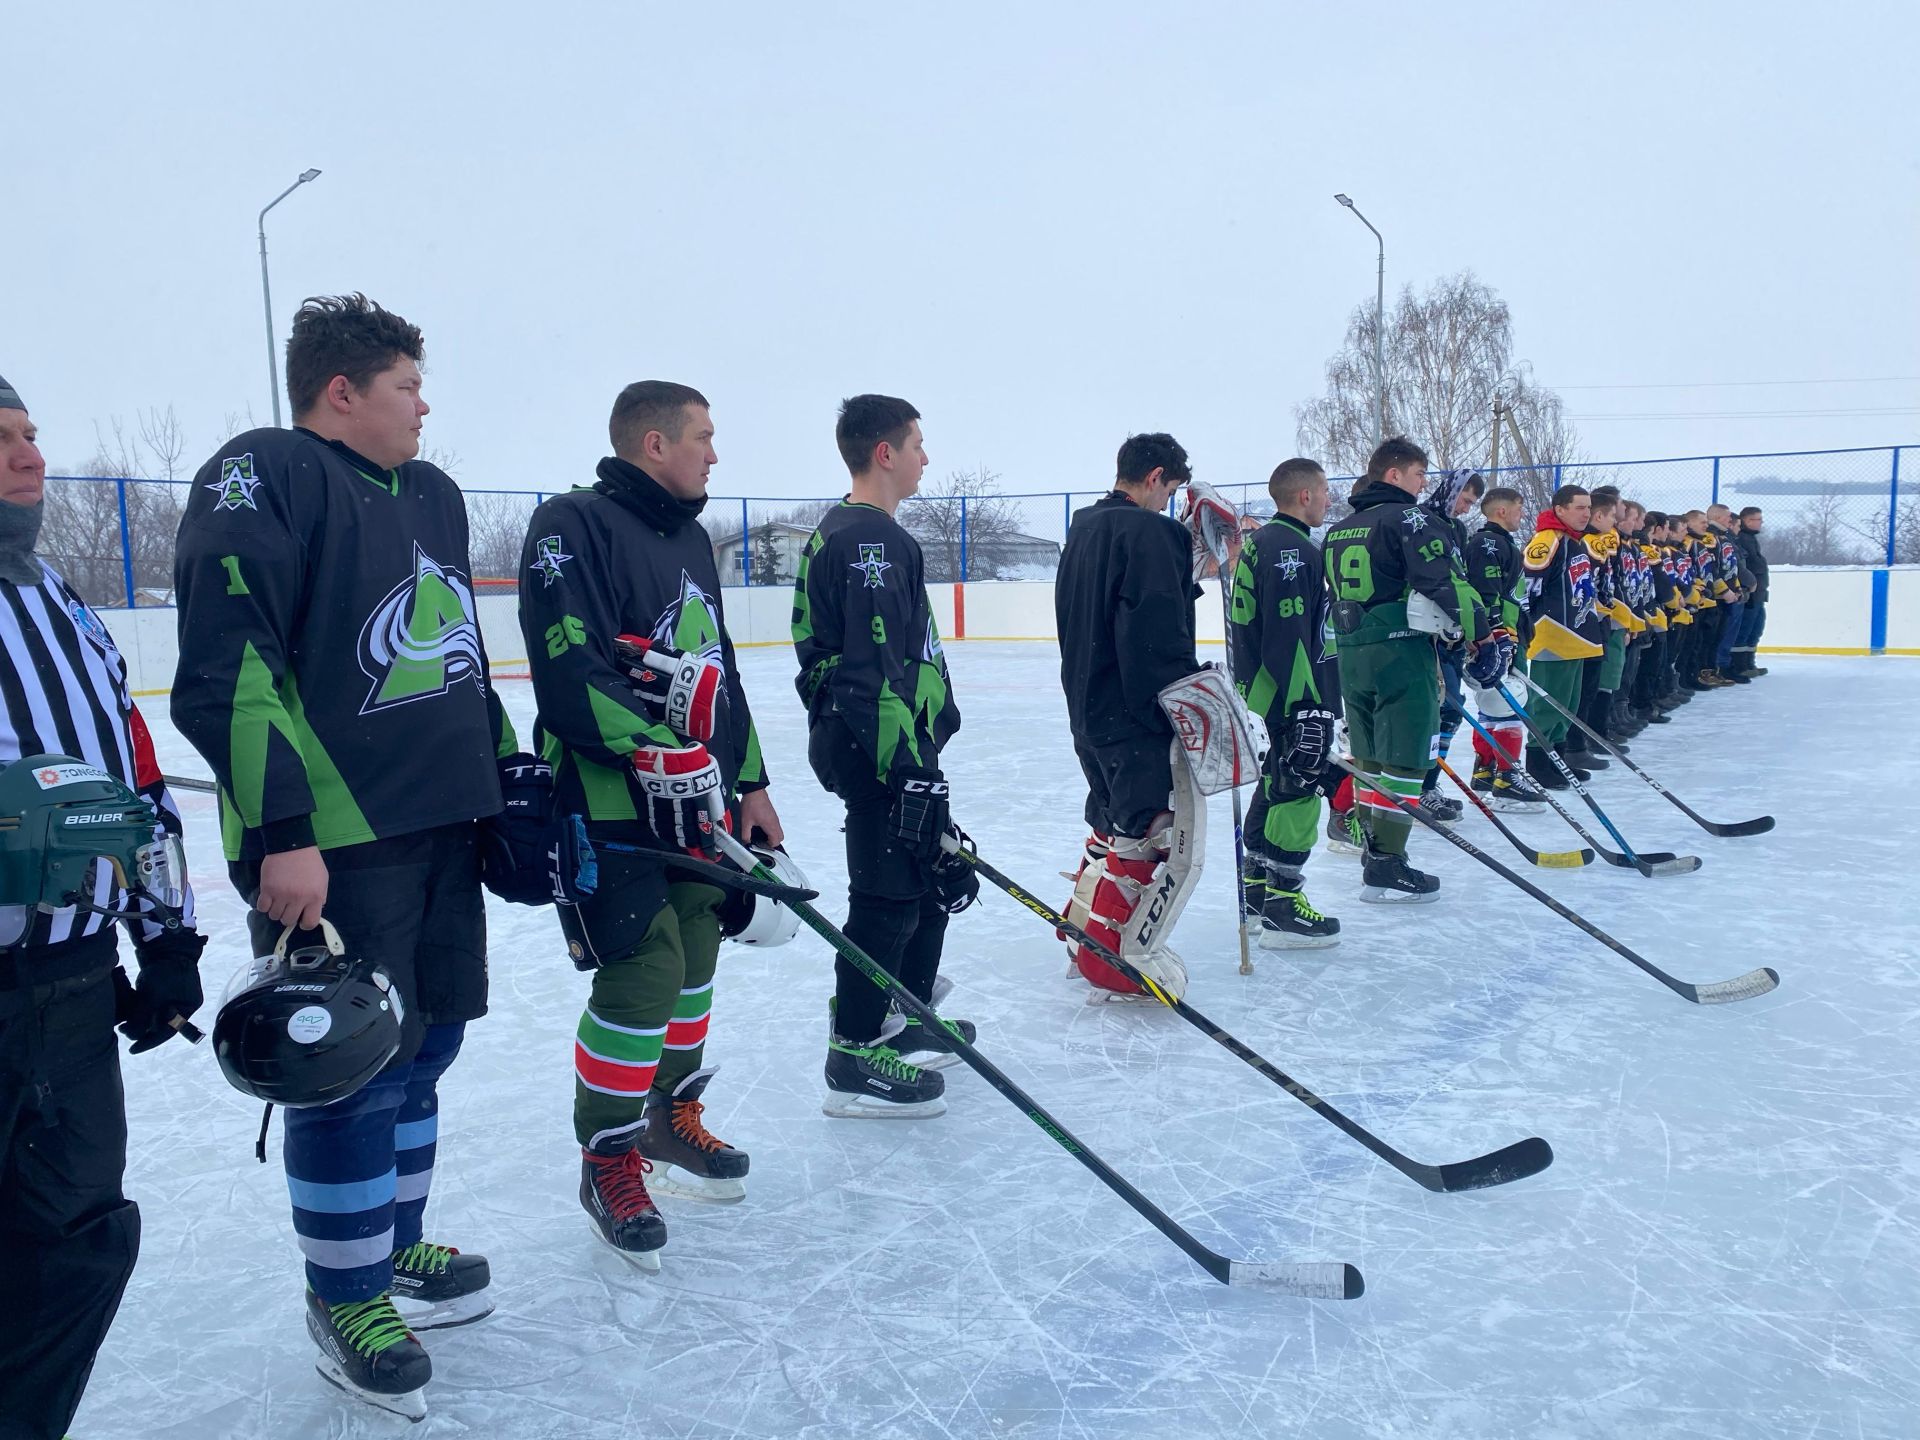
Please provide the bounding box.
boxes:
[1550,376,1920,392]
[1569,407,1920,421]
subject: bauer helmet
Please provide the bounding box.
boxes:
[717,844,808,948]
[213,920,403,1107]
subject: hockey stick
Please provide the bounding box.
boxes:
[1435,757,1593,869]
[163,773,216,793]
[1210,577,1256,978]
[590,839,820,904]
[1515,672,1775,837]
[1493,684,1702,878]
[1334,759,1776,1005]
[1455,710,1660,874]
[712,828,1360,1298]
[955,840,1553,1194]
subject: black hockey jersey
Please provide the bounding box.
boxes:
[1054,491,1198,746]
[519,457,765,823]
[1468,521,1526,636]
[172,427,511,861]
[1227,512,1340,724]
[1321,478,1485,647]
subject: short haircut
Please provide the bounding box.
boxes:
[1365,435,1428,483]
[1552,483,1589,508]
[609,380,710,457]
[1588,484,1621,509]
[286,293,424,419]
[1268,456,1326,508]
[1622,499,1644,516]
[836,394,921,476]
[1683,508,1705,521]
[1117,432,1192,486]
[1644,510,1667,527]
[1482,486,1524,512]
[1739,505,1763,519]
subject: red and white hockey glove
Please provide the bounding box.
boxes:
[629,742,727,856]
[614,634,722,742]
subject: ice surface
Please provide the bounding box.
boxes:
[74,648,1920,1439]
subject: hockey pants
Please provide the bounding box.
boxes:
[1526,658,1584,749]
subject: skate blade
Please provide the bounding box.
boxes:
[392,1291,495,1331]
[1359,886,1440,905]
[1258,930,1341,951]
[314,1357,427,1422]
[1324,841,1364,858]
[1487,797,1545,813]
[649,1165,747,1205]
[1083,987,1160,1005]
[821,1091,947,1119]
[586,1217,663,1271]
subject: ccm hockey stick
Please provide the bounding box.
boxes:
[954,839,1553,1194]
[712,828,1361,1298]
[1435,757,1593,869]
[1335,758,1777,1005]
[1515,673,1775,837]
[1493,684,1702,877]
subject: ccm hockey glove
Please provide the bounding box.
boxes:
[888,764,951,863]
[614,635,723,742]
[1281,707,1337,785]
[630,743,727,856]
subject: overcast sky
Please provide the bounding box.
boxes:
[6,1,1915,506]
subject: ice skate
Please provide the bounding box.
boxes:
[637,1067,750,1203]
[1324,807,1365,857]
[1255,886,1341,949]
[581,1146,667,1271]
[887,1010,977,1071]
[1360,848,1440,903]
[305,1288,431,1423]
[824,1034,946,1117]
[389,1240,493,1330]
[1489,770,1547,812]
[1416,790,1463,825]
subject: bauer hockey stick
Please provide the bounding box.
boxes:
[711,828,1361,1298]
[952,838,1553,1194]
[1434,757,1593,869]
[1333,759,1777,1005]
[1514,673,1775,837]
[1493,684,1703,877]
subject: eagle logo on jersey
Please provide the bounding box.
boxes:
[529,534,573,587]
[356,544,485,715]
[1273,549,1305,581]
[850,543,890,589]
[207,454,262,512]
[649,571,724,663]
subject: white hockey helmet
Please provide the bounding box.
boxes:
[719,844,809,948]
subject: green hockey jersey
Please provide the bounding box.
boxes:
[1228,512,1341,724]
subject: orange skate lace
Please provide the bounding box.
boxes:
[671,1098,727,1154]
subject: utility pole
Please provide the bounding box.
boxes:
[1334,193,1387,448]
[258,169,323,426]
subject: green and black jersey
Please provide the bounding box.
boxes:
[791,499,958,780]
[1322,478,1485,646]
[172,427,512,861]
[1228,512,1340,725]
[1468,520,1526,636]
[519,458,765,822]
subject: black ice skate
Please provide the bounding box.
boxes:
[1470,763,1496,793]
[389,1240,493,1331]
[888,1010,977,1071]
[824,1034,946,1118]
[637,1067,750,1204]
[1255,886,1341,949]
[1360,849,1441,904]
[1489,769,1547,812]
[1525,748,1569,791]
[1416,790,1463,824]
[1324,807,1364,857]
[581,1146,668,1271]
[305,1287,431,1423]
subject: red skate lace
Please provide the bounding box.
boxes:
[671,1099,727,1154]
[588,1148,658,1220]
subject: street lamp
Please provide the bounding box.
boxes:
[1334,193,1386,449]
[258,168,322,427]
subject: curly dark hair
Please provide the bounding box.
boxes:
[286,293,425,419]
[1116,432,1191,487]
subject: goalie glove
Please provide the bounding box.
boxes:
[613,634,723,742]
[629,742,727,856]
[1180,478,1240,580]
[1280,707,1337,786]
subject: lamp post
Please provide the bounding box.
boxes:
[258,169,322,427]
[1334,193,1386,449]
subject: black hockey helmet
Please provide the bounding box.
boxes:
[213,920,403,1108]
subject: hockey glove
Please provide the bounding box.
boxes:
[478,753,558,906]
[614,635,723,742]
[928,827,980,915]
[630,743,727,857]
[888,764,951,863]
[117,926,207,1054]
[1280,707,1337,785]
[1466,628,1517,689]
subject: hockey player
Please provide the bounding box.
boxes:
[792,395,972,1117]
[1465,486,1543,809]
[1730,507,1769,678]
[1228,458,1341,948]
[519,381,781,1263]
[172,296,514,1420]
[1627,511,1676,726]
[0,373,207,1440]
[1520,484,1605,788]
[1705,503,1753,684]
[1054,432,1203,998]
[1567,486,1638,769]
[1321,437,1494,901]
[1415,468,1485,822]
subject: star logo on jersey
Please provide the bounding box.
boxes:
[1273,549,1305,581]
[356,543,485,715]
[850,543,890,589]
[1403,508,1429,533]
[207,454,261,512]
[529,534,572,587]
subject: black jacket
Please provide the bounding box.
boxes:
[1733,526,1768,602]
[1055,491,1198,746]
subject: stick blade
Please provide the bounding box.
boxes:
[1434,1135,1555,1192]
[1229,1260,1364,1300]
[1688,966,1780,1005]
[1636,855,1704,877]
[1705,815,1775,837]
[1533,848,1595,869]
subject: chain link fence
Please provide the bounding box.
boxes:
[41,444,1914,608]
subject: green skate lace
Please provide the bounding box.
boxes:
[1278,889,1327,922]
[859,1042,923,1082]
[393,1240,455,1275]
[327,1295,415,1357]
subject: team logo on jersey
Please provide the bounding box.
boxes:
[649,571,724,663]
[67,598,116,655]
[356,544,485,715]
[1402,508,1429,533]
[1273,549,1305,581]
[850,543,890,589]
[1568,552,1597,622]
[207,454,262,512]
[529,534,573,587]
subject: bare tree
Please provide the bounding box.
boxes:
[901,466,1024,581]
[466,492,537,580]
[1767,488,1867,565]
[137,405,189,481]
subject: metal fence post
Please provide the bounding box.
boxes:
[1063,492,1070,540]
[1890,447,1903,566]
[739,497,752,586]
[115,479,137,608]
[959,496,969,581]
[1710,456,1721,507]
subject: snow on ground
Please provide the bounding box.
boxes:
[74,647,1920,1439]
